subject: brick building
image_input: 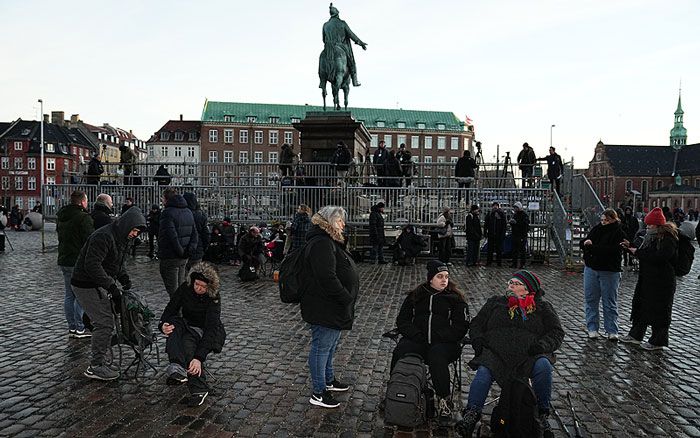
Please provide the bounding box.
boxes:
[199,101,475,166]
[585,93,700,212]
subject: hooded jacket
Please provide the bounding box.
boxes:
[455,155,478,178]
[369,204,385,244]
[91,201,113,230]
[183,192,210,261]
[300,217,359,331]
[580,221,626,272]
[158,194,197,260]
[464,212,482,241]
[159,262,225,362]
[396,284,469,346]
[56,204,94,267]
[71,207,146,290]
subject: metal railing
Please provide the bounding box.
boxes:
[571,173,604,229]
[550,191,572,267]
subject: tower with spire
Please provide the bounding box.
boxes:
[670,89,687,149]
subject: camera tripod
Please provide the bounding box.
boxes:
[0,229,14,251]
[499,151,515,188]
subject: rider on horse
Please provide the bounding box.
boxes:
[319,3,367,89]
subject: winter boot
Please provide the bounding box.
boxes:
[540,410,554,438]
[455,407,480,437]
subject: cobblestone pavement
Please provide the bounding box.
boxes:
[1,227,699,437]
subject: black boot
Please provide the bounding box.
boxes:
[455,408,480,437]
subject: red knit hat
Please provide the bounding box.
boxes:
[644,207,666,226]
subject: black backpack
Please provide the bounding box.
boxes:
[238,262,259,282]
[490,377,540,437]
[384,354,431,428]
[674,234,695,277]
[278,235,323,303]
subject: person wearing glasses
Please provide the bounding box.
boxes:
[459,271,564,437]
[580,209,626,340]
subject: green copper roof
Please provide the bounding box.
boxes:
[201,101,466,132]
[675,94,684,115]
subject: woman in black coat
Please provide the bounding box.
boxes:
[621,207,678,350]
[460,270,564,436]
[391,260,469,424]
[300,206,359,409]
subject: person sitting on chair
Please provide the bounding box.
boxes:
[237,226,265,270]
[159,262,225,407]
[392,224,426,265]
[391,260,469,426]
[459,270,564,438]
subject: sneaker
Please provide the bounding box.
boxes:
[186,392,208,407]
[640,341,664,351]
[84,365,119,381]
[455,408,481,437]
[326,379,349,392]
[309,390,340,408]
[619,335,641,345]
[166,373,188,385]
[73,329,92,339]
[68,329,76,337]
[587,331,599,339]
[606,333,619,341]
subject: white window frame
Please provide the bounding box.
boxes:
[223,151,233,163]
[424,136,433,149]
[239,130,249,143]
[397,122,406,129]
[371,135,378,148]
[268,151,278,163]
[174,132,184,141]
[254,151,263,163]
[15,176,23,190]
[254,172,263,186]
[47,176,56,185]
[269,130,279,145]
[450,156,459,164]
[46,158,56,170]
[224,129,233,143]
[28,158,36,170]
[437,136,446,150]
[46,143,55,152]
[284,131,293,145]
[14,157,22,169]
[174,146,182,157]
[376,121,386,128]
[450,137,459,150]
[417,122,426,129]
[1,176,8,189]
[247,116,257,123]
[437,156,446,163]
[424,156,432,163]
[239,151,249,163]
[209,151,218,163]
[209,171,218,186]
[189,132,197,141]
[208,129,218,143]
[384,134,392,148]
[411,136,420,149]
[28,177,36,191]
[1,157,8,169]
[160,132,169,141]
[254,131,263,144]
[14,141,22,150]
[397,135,407,148]
[161,146,168,157]
[187,146,195,158]
[437,123,446,130]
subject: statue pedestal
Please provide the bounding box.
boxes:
[293,111,372,163]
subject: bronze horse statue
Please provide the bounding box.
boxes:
[319,45,351,111]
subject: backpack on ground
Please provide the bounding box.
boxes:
[490,377,540,437]
[117,289,156,350]
[238,262,259,282]
[674,234,695,277]
[278,235,322,303]
[384,353,431,428]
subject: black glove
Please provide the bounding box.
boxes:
[108,284,122,313]
[117,274,132,291]
[528,342,545,355]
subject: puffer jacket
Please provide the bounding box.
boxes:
[396,284,469,345]
[183,192,210,261]
[158,194,197,260]
[71,207,146,290]
[290,212,311,252]
[91,201,113,230]
[580,221,626,272]
[56,203,94,267]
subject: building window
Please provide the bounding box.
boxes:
[223,115,233,122]
[1,177,8,189]
[437,123,445,130]
[28,177,36,191]
[28,197,36,209]
[371,135,378,148]
[46,143,55,152]
[64,159,70,171]
[656,180,663,189]
[148,145,154,158]
[160,132,170,141]
[437,136,446,150]
[450,137,459,150]
[284,131,293,145]
[46,158,55,170]
[208,129,218,143]
[269,116,279,124]
[269,151,278,163]
[161,146,168,157]
[14,157,22,169]
[239,151,248,163]
[15,177,23,190]
[397,135,407,147]
[247,116,257,123]
[424,136,433,149]
[641,180,648,198]
[384,135,392,148]
[187,146,195,158]
[437,156,445,163]
[224,129,233,143]
[291,117,301,124]
[625,180,633,192]
[451,156,459,164]
[254,172,263,186]
[254,151,263,163]
[417,122,426,129]
[223,151,233,163]
[209,151,218,163]
[397,122,406,129]
[209,171,218,186]
[254,131,263,144]
[174,132,184,141]
[411,136,420,149]
[376,121,385,128]
[28,158,36,170]
[424,156,432,163]
[189,132,197,141]
[695,179,700,188]
[240,130,249,143]
[175,146,182,157]
[269,130,279,145]
[14,141,22,150]
[683,179,689,186]
[47,176,55,185]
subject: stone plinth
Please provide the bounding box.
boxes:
[293,111,372,163]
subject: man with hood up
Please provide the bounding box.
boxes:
[71,207,147,381]
[159,188,198,296]
[159,262,225,407]
[184,192,210,269]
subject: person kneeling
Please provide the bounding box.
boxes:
[391,260,469,426]
[159,262,226,407]
[459,271,564,437]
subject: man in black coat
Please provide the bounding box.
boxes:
[510,202,530,268]
[484,202,506,266]
[330,141,353,179]
[455,150,478,204]
[464,205,482,266]
[368,202,387,264]
[537,147,564,194]
[396,143,413,187]
[373,140,388,187]
[91,194,114,230]
[86,153,104,185]
[517,142,537,187]
[154,164,172,186]
[159,188,198,296]
[147,204,161,258]
[279,143,295,177]
[183,192,210,268]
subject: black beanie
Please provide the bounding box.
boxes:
[426,259,449,282]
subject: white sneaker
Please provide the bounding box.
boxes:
[587,331,599,339]
[619,335,641,345]
[640,341,664,351]
[606,333,619,341]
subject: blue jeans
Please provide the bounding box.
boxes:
[583,267,621,334]
[467,357,553,412]
[61,266,84,331]
[308,325,341,394]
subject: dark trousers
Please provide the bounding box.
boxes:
[549,176,561,194]
[466,239,480,266]
[521,167,533,188]
[511,236,527,267]
[166,316,209,394]
[148,232,157,256]
[486,236,503,265]
[457,181,472,204]
[370,243,385,262]
[629,321,669,347]
[0,233,5,252]
[391,338,460,398]
[438,237,453,263]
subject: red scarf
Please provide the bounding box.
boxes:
[508,294,536,320]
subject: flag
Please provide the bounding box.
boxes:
[465,115,473,126]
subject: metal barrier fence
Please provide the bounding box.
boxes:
[571,173,604,228]
[550,192,572,266]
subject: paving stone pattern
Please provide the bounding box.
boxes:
[0,227,699,437]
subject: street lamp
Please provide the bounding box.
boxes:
[38,99,44,187]
[550,124,556,148]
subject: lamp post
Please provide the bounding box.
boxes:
[550,124,556,148]
[38,99,44,188]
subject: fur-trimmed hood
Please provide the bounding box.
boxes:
[187,262,220,298]
[311,213,345,243]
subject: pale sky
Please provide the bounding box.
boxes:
[2,0,699,168]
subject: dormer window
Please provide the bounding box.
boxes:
[247,116,257,123]
[397,121,406,129]
[291,117,301,124]
[189,132,197,141]
[174,132,184,141]
[417,122,426,129]
[223,115,233,122]
[46,143,55,152]
[160,132,170,141]
[376,121,385,128]
[269,116,279,124]
[437,123,445,130]
[21,129,31,136]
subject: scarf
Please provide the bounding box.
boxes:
[639,227,658,250]
[507,291,536,320]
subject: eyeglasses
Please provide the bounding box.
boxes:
[508,280,524,286]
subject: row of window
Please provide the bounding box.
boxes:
[206,171,278,187]
[1,157,64,171]
[219,115,451,130]
[207,151,279,164]
[1,176,41,191]
[148,145,197,158]
[371,134,464,151]
[207,129,295,146]
[5,196,40,210]
[159,131,199,141]
[222,115,300,124]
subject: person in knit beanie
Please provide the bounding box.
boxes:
[458,270,564,437]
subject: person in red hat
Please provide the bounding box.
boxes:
[620,207,679,350]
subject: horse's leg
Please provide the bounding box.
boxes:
[322,83,327,111]
[343,84,349,110]
[335,72,345,110]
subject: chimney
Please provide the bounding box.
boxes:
[51,111,65,126]
[70,114,80,124]
[43,114,49,124]
[180,114,183,121]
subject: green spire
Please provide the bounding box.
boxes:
[670,88,687,149]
